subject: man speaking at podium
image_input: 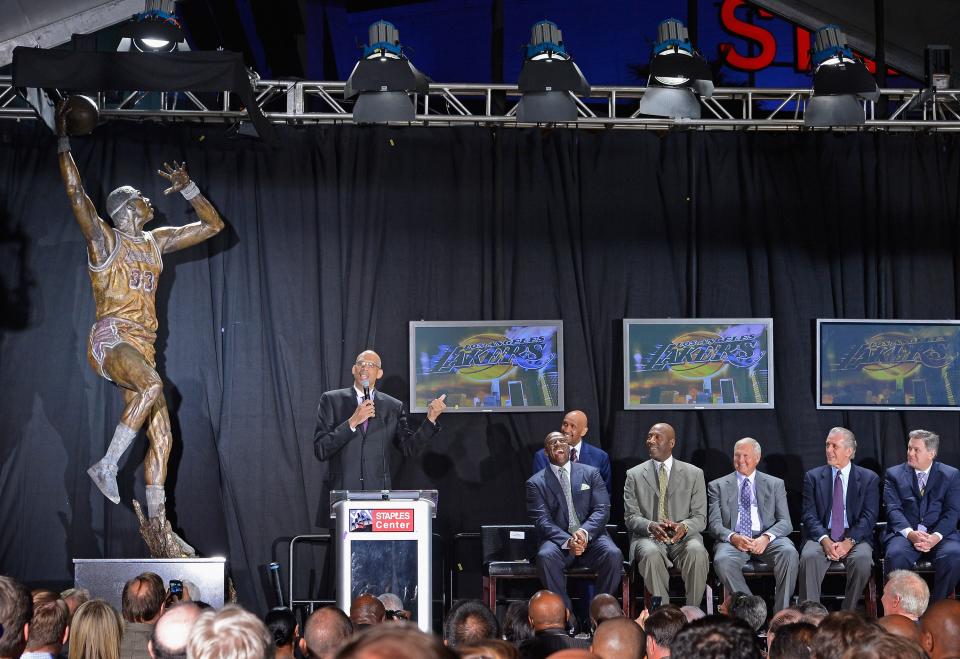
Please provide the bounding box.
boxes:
[314,350,447,492]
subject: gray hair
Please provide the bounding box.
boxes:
[908,429,939,454]
[885,570,930,617]
[377,593,404,611]
[828,427,857,456]
[187,605,274,659]
[734,437,761,458]
[730,593,768,633]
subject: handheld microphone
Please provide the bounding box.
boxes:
[361,378,370,401]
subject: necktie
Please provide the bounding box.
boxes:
[558,467,580,534]
[736,478,753,537]
[657,463,668,522]
[917,471,928,533]
[830,470,844,542]
[570,447,578,463]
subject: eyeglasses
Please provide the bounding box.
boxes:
[355,360,381,369]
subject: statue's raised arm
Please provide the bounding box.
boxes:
[56,103,116,266]
[151,161,224,253]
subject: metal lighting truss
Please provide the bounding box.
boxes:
[1,75,959,130]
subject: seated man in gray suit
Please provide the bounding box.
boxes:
[624,422,709,607]
[707,437,798,613]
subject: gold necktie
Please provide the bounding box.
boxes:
[658,463,668,521]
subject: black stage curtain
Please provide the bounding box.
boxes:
[1,122,959,612]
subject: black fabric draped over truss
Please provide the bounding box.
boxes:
[1,121,959,612]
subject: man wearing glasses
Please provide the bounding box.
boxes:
[314,350,447,492]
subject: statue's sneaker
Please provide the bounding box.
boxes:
[87,461,120,504]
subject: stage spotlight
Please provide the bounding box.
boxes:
[117,4,189,54]
[344,20,430,123]
[516,20,590,124]
[637,18,713,119]
[804,25,879,127]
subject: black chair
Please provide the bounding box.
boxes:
[480,524,630,614]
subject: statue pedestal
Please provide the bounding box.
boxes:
[73,557,226,609]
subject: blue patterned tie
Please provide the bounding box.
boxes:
[918,471,928,533]
[736,478,752,537]
[830,471,844,541]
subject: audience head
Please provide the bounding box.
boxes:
[766,607,803,652]
[547,651,600,659]
[376,594,409,622]
[264,607,298,649]
[25,597,69,653]
[300,606,353,659]
[527,590,566,632]
[795,601,828,626]
[0,575,32,659]
[187,605,273,659]
[456,638,519,659]
[589,594,624,630]
[730,593,767,632]
[71,599,123,659]
[881,570,929,620]
[644,605,686,659]
[333,622,457,659]
[670,615,760,659]
[680,605,706,623]
[150,603,202,659]
[122,572,166,624]
[590,617,644,659]
[839,632,925,659]
[61,587,91,617]
[877,614,921,644]
[808,611,883,659]
[349,594,385,629]
[442,600,499,649]
[768,622,816,659]
[920,598,960,659]
[502,601,533,644]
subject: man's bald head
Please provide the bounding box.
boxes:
[301,607,353,659]
[561,411,589,443]
[589,594,624,628]
[349,594,385,628]
[879,614,921,644]
[528,591,566,631]
[149,603,201,659]
[921,599,960,659]
[590,618,644,659]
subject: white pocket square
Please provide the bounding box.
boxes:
[580,483,591,491]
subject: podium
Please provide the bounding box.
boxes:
[331,490,437,632]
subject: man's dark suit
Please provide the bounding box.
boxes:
[883,461,960,601]
[526,462,623,610]
[799,463,880,608]
[707,471,798,612]
[532,441,612,494]
[314,387,438,493]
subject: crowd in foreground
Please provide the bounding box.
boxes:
[3,569,960,659]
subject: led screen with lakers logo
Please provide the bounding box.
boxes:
[817,320,960,411]
[409,321,563,413]
[623,319,774,410]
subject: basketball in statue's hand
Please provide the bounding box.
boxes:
[63,95,99,135]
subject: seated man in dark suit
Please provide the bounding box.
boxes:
[532,410,612,494]
[526,432,624,611]
[799,427,880,609]
[707,437,798,613]
[884,429,960,602]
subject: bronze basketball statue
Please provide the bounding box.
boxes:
[56,102,224,557]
